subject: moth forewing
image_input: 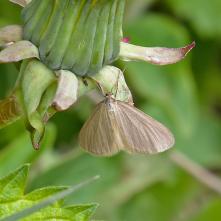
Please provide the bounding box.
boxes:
[115,101,175,154]
[79,101,122,156]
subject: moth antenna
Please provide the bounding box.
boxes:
[82,77,88,86]
[114,70,120,98]
[113,67,126,98]
[89,77,106,96]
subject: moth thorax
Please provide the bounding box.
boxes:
[105,98,116,112]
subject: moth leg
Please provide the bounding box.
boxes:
[82,77,88,86]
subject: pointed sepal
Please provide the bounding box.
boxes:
[19,60,55,149]
[53,70,79,111]
[120,41,195,65]
[10,0,31,7]
[0,40,39,63]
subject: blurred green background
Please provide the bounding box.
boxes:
[0,0,221,220]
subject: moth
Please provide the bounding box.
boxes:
[79,93,175,156]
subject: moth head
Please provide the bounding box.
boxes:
[105,92,114,99]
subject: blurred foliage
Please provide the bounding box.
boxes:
[0,164,98,220]
[0,0,221,221]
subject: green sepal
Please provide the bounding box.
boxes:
[37,82,57,121]
[18,59,56,149]
[39,0,68,61]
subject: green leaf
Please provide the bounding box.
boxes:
[29,151,174,220]
[0,164,99,221]
[0,164,28,202]
[65,204,98,221]
[21,204,98,221]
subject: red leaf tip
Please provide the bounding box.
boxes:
[182,41,196,55]
[33,142,40,150]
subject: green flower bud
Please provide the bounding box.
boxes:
[22,0,126,76]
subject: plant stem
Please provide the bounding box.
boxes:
[170,150,221,195]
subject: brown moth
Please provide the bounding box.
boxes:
[79,94,175,156]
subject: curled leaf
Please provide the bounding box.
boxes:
[20,60,55,149]
[9,0,31,7]
[53,70,79,111]
[0,40,39,63]
[37,82,57,123]
[0,25,23,47]
[120,41,195,65]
